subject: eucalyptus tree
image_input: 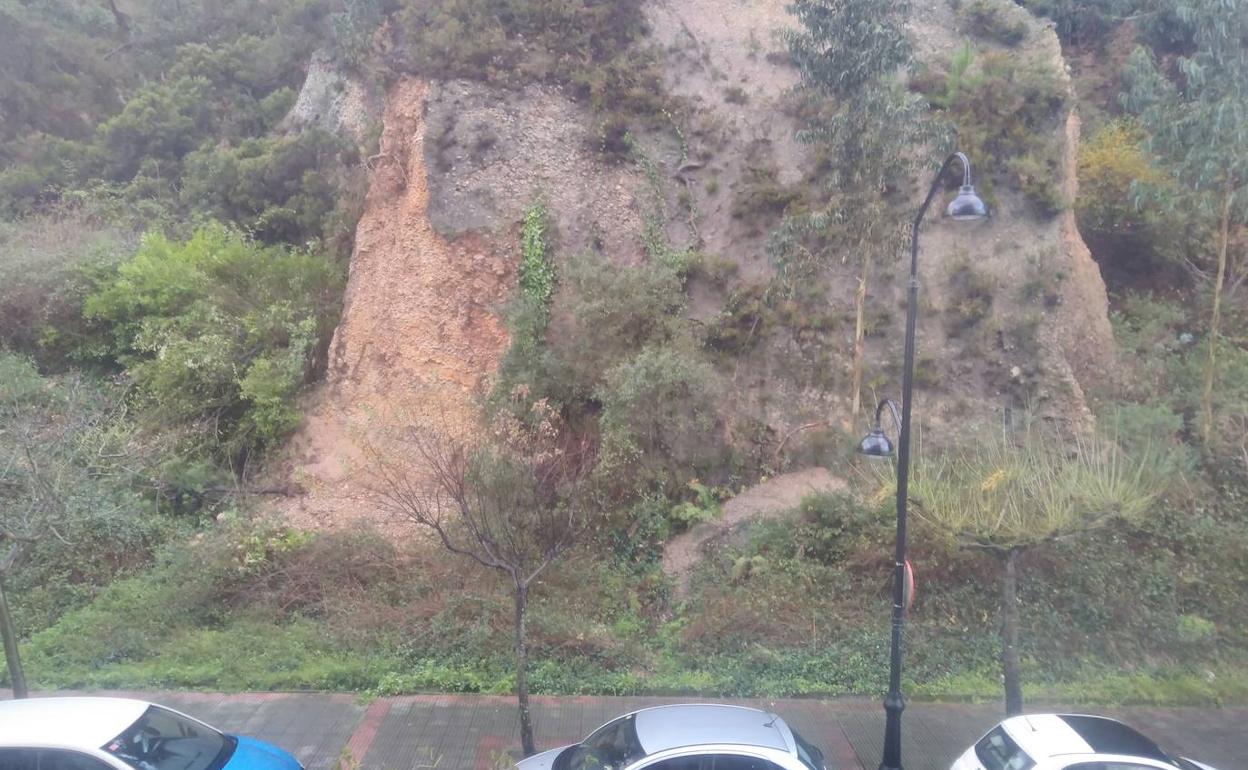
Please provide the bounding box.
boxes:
[783,0,933,417]
[910,429,1170,715]
[1122,0,1248,446]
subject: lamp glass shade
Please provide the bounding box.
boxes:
[857,427,895,458]
[947,185,988,220]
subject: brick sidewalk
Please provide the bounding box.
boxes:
[13,691,1247,770]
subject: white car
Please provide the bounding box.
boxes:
[515,703,829,770]
[951,714,1220,770]
[0,697,303,770]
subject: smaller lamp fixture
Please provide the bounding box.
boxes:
[857,399,902,459]
[857,426,894,458]
[945,153,989,221]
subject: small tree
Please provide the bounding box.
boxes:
[783,0,931,416]
[909,428,1170,714]
[1121,0,1248,446]
[366,396,593,757]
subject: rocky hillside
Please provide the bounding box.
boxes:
[277,0,1116,525]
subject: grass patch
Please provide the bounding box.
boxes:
[14,501,1248,706]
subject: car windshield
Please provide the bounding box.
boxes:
[103,706,232,770]
[974,727,1034,770]
[792,728,825,770]
[558,714,647,770]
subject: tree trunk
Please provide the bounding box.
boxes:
[103,0,130,34]
[999,548,1023,716]
[0,573,29,699]
[1201,180,1234,446]
[513,581,536,757]
[850,264,868,418]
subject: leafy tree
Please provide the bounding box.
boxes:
[783,0,930,417]
[910,428,1171,714]
[82,225,342,466]
[0,0,340,216]
[1076,120,1191,277]
[180,130,350,245]
[366,398,595,757]
[0,0,123,157]
[1122,0,1248,447]
[95,77,214,183]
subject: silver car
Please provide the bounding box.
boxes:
[950,714,1221,770]
[514,703,828,770]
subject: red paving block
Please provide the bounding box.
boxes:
[345,699,392,767]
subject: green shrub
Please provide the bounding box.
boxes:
[0,353,168,635]
[670,480,724,526]
[705,284,771,354]
[519,200,554,306]
[392,0,647,91]
[960,0,1029,46]
[1016,0,1113,46]
[82,224,342,460]
[791,491,891,565]
[731,165,802,234]
[597,343,719,492]
[541,252,689,403]
[944,262,995,336]
[0,207,137,357]
[1076,121,1192,272]
[916,48,1067,217]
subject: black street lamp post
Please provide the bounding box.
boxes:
[857,151,987,770]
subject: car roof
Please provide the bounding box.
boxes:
[1001,714,1092,759]
[1001,713,1175,765]
[632,704,790,754]
[0,697,151,749]
[1057,715,1172,764]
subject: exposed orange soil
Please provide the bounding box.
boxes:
[276,79,513,529]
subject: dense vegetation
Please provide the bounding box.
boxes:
[0,0,1245,712]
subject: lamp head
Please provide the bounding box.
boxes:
[856,426,895,459]
[947,185,988,220]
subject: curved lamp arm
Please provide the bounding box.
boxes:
[873,398,902,434]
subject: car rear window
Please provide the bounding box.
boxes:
[1058,716,1172,764]
[792,729,825,770]
[558,714,647,770]
[974,726,1035,770]
[103,706,235,770]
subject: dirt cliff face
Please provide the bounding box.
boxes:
[277,0,1118,526]
[893,3,1115,433]
[277,79,512,528]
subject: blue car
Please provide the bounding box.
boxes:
[0,697,303,770]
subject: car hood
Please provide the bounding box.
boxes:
[514,745,571,770]
[222,736,302,770]
[1180,759,1220,770]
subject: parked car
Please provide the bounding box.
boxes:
[950,714,1220,770]
[0,697,302,770]
[514,703,828,770]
